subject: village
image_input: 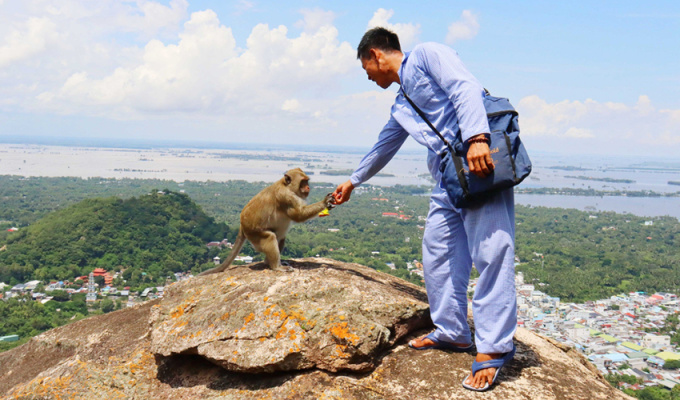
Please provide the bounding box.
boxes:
[470,271,680,392]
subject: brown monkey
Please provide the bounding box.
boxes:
[199,168,334,275]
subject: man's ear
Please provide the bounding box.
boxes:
[370,48,379,63]
[284,174,292,185]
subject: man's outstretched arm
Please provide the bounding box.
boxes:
[334,115,408,204]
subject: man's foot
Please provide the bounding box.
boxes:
[408,334,472,351]
[464,353,503,389]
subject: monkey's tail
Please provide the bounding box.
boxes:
[198,229,246,276]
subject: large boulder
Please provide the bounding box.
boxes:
[0,258,633,400]
[149,259,430,373]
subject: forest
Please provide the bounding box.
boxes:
[0,190,229,287]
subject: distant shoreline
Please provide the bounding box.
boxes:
[0,135,423,155]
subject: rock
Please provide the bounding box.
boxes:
[149,258,430,373]
[0,258,633,400]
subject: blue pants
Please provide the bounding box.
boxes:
[422,184,517,354]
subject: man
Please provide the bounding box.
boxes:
[332,27,517,391]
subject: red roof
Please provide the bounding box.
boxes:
[625,313,636,318]
[382,212,399,216]
[652,294,664,300]
[92,268,107,276]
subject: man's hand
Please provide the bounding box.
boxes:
[467,135,494,179]
[333,180,355,205]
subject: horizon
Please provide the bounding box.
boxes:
[2,135,680,163]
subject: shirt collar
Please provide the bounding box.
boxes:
[398,51,410,87]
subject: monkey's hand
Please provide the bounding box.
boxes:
[324,193,336,209]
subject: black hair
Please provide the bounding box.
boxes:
[357,27,401,60]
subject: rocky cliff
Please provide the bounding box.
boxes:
[0,258,631,399]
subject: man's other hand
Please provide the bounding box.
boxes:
[467,137,495,179]
[333,180,355,205]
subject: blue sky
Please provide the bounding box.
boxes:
[0,0,678,155]
[192,0,680,106]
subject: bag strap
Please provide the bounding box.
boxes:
[400,88,470,197]
[400,89,454,153]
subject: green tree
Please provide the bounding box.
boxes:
[101,299,114,313]
[50,290,70,302]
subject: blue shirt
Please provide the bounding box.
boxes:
[350,42,489,186]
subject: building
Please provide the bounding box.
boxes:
[235,255,253,264]
[0,335,19,343]
[643,334,671,348]
[92,268,107,277]
[86,272,97,302]
[24,280,41,291]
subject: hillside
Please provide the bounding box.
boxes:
[0,259,631,400]
[0,191,229,285]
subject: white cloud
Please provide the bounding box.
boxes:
[517,95,680,152]
[445,10,479,44]
[367,8,420,50]
[233,0,255,15]
[295,8,337,33]
[35,10,357,121]
[0,17,57,68]
[116,0,189,38]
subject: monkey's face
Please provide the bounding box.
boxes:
[297,178,311,198]
[283,170,311,199]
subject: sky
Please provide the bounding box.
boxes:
[0,0,679,156]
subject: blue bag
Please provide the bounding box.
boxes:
[403,89,532,208]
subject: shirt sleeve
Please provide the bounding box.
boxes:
[418,44,490,142]
[350,115,409,187]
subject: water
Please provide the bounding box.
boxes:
[1,142,678,220]
[515,194,680,219]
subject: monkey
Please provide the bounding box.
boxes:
[199,168,335,275]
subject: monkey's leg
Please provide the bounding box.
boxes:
[259,231,291,272]
[278,237,290,266]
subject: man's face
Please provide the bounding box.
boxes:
[361,49,392,89]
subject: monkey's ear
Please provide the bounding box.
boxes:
[284,174,292,185]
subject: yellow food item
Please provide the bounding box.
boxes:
[318,208,330,217]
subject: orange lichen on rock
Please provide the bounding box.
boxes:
[275,325,288,340]
[326,322,360,346]
[334,344,352,359]
[263,305,275,316]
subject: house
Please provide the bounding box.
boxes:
[0,335,19,343]
[235,255,253,264]
[11,284,26,293]
[620,342,644,352]
[92,268,108,277]
[654,352,680,362]
[564,322,590,341]
[643,334,671,348]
